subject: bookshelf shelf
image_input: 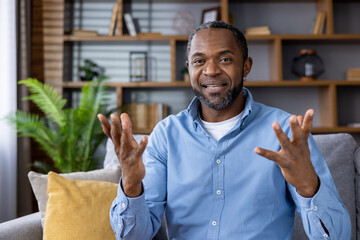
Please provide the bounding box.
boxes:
[278,34,360,40]
[63,34,360,43]
[312,127,360,134]
[61,81,191,88]
[60,80,360,88]
[63,34,190,42]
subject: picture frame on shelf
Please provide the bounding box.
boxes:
[130,52,148,82]
[201,7,221,24]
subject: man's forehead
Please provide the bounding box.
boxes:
[192,28,234,41]
[189,28,237,54]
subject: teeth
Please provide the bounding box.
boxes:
[207,85,220,89]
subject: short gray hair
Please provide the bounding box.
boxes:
[187,21,248,61]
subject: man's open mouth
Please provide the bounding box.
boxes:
[203,83,227,88]
[201,82,228,94]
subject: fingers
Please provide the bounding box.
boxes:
[290,109,314,143]
[289,115,303,143]
[110,113,121,147]
[97,114,112,139]
[302,109,314,138]
[136,136,148,157]
[254,147,283,165]
[120,113,133,134]
[296,115,303,126]
[120,113,134,143]
[120,113,137,151]
[272,122,292,150]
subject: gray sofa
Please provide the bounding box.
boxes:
[0,133,358,239]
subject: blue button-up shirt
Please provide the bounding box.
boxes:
[110,88,350,239]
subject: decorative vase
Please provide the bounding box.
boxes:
[291,49,324,81]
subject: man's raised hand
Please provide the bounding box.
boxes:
[254,109,319,198]
[97,113,148,197]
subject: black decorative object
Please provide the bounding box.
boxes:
[291,49,324,81]
[130,52,148,82]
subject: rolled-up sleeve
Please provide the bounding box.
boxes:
[289,135,351,239]
[109,125,168,240]
[110,181,155,240]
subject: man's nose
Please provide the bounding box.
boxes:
[203,61,221,76]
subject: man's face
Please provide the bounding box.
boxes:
[187,28,251,110]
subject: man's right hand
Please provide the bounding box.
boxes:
[97,113,148,197]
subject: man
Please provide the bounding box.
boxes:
[98,21,350,239]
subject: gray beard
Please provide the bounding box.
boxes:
[192,80,243,110]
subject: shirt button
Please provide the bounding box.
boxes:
[323,233,329,238]
[216,190,222,195]
[313,206,318,211]
[118,223,122,228]
[216,159,221,164]
[122,203,126,208]
[211,221,217,226]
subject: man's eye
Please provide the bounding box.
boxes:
[193,59,204,65]
[220,58,231,63]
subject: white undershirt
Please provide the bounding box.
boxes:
[200,111,243,142]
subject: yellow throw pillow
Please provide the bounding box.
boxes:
[43,171,118,240]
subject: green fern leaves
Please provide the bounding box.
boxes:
[19,78,67,128]
[7,77,110,173]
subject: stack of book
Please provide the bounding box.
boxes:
[245,26,271,35]
[347,68,360,81]
[313,12,326,35]
[109,4,137,36]
[123,102,167,133]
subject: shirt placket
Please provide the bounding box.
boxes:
[207,141,225,240]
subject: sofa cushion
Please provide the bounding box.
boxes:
[28,165,121,227]
[104,134,145,168]
[0,212,42,240]
[292,133,357,239]
[43,172,117,240]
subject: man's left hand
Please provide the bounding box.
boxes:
[254,109,319,198]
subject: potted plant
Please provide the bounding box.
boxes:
[182,67,190,82]
[78,59,105,81]
[7,76,111,173]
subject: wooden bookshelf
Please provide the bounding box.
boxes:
[63,33,360,42]
[33,0,360,134]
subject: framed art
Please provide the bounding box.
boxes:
[201,7,221,24]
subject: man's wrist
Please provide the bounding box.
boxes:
[296,177,320,198]
[121,179,143,198]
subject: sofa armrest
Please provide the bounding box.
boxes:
[0,212,42,240]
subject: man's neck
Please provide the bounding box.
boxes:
[200,91,245,123]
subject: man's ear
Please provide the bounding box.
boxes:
[186,60,189,68]
[243,57,253,78]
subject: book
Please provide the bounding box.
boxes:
[313,12,322,34]
[245,26,271,35]
[116,0,123,36]
[347,68,360,81]
[313,12,326,35]
[71,30,98,36]
[109,5,118,36]
[124,13,137,36]
[348,123,360,127]
[122,103,167,132]
[318,12,326,34]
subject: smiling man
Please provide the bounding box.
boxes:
[98,21,350,239]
